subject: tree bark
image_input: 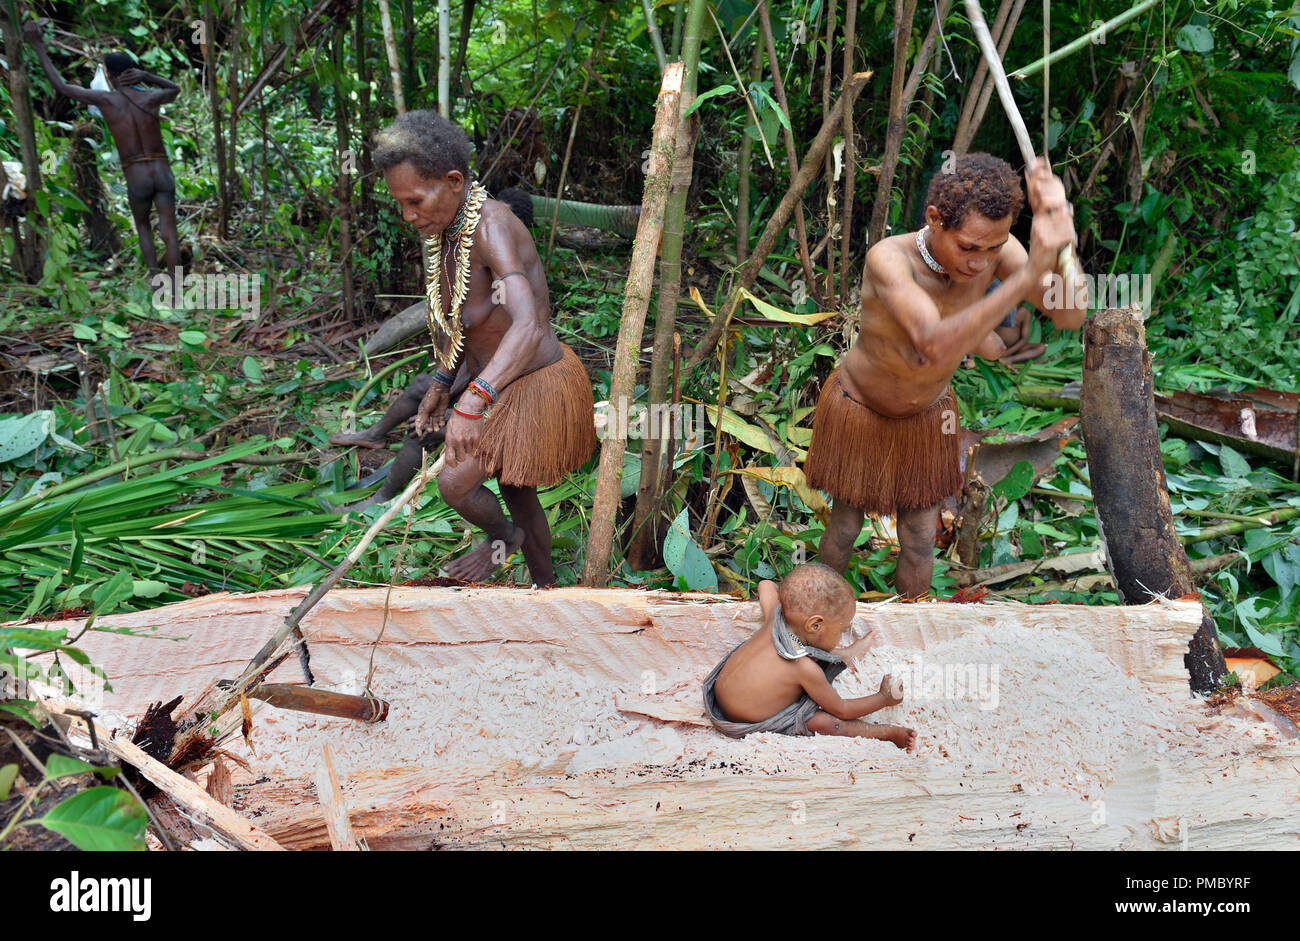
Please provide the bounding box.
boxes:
[204,0,229,239]
[756,1,817,306]
[449,0,478,104]
[2,9,45,279]
[71,123,120,259]
[628,0,705,571]
[820,0,838,302]
[686,70,871,372]
[333,29,355,320]
[581,64,683,587]
[377,0,406,113]
[952,0,1026,155]
[1079,307,1227,693]
[837,0,857,305]
[735,37,762,264]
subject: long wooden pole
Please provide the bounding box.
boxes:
[582,64,684,586]
[962,0,1082,289]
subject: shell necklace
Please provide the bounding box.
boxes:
[916,224,946,275]
[425,181,488,372]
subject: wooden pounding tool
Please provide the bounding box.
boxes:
[962,0,1084,292]
[218,681,391,723]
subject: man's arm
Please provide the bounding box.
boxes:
[22,21,111,107]
[118,68,179,106]
[868,241,1035,370]
[469,212,546,392]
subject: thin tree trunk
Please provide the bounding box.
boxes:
[837,0,857,305]
[736,37,762,264]
[821,0,838,303]
[1079,307,1228,693]
[582,64,684,587]
[2,8,46,280]
[757,0,818,306]
[866,0,918,250]
[334,29,355,320]
[449,0,478,103]
[545,14,609,266]
[356,0,375,260]
[688,71,871,372]
[628,0,706,571]
[72,123,120,259]
[228,2,241,201]
[438,0,450,116]
[204,0,229,239]
[953,0,1026,154]
[377,0,406,113]
[641,0,668,73]
[401,0,415,103]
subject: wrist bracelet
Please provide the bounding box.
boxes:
[470,377,499,402]
[452,404,484,420]
[432,369,456,388]
[467,383,493,405]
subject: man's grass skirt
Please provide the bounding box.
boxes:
[474,343,596,488]
[803,368,962,514]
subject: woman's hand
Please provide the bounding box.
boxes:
[442,403,485,467]
[413,384,450,437]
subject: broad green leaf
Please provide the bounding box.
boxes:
[0,412,52,463]
[662,508,717,591]
[991,460,1035,501]
[242,356,264,381]
[1175,25,1214,53]
[0,763,17,800]
[131,579,168,599]
[36,786,146,851]
[71,323,98,341]
[683,83,735,117]
[1218,445,1251,479]
[178,330,207,346]
[44,753,98,781]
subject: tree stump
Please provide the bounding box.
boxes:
[1080,306,1227,692]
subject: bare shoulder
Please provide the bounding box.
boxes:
[865,235,916,288]
[475,199,536,268]
[996,232,1028,278]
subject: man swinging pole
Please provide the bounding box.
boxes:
[806,153,1086,596]
[24,19,181,273]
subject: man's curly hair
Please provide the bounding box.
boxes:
[373,109,472,180]
[925,153,1024,229]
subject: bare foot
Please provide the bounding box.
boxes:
[444,525,525,582]
[880,725,917,752]
[329,428,389,449]
[879,673,904,706]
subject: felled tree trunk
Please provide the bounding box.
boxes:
[1080,306,1227,692]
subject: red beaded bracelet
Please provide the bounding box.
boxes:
[452,405,484,420]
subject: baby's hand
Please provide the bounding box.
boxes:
[841,626,878,672]
[879,673,904,706]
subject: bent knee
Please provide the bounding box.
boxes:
[805,711,840,734]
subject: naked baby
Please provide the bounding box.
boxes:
[702,563,917,750]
